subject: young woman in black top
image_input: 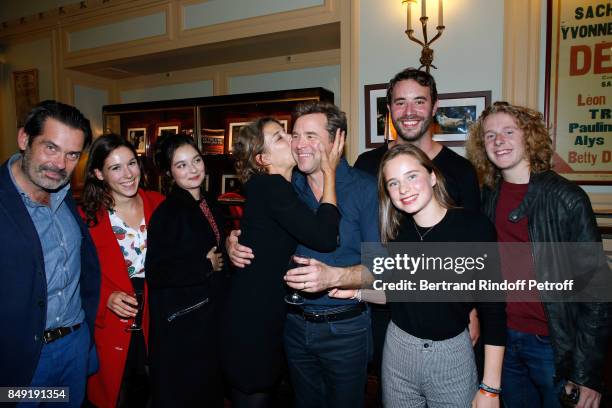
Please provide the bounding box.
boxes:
[222,117,344,408]
[331,144,505,408]
[145,133,226,408]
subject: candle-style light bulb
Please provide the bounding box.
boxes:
[407,1,412,30]
[421,0,426,18]
[438,0,443,26]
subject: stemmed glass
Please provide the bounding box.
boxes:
[125,290,144,332]
[284,255,310,305]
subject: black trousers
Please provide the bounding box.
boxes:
[117,278,149,408]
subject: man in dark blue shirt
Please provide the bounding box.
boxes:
[227,102,378,407]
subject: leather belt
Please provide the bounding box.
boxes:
[43,323,81,344]
[288,303,366,323]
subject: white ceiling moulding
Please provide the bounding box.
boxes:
[182,0,325,30]
[0,0,147,40]
[68,11,166,52]
[177,0,338,44]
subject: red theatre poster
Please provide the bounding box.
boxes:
[546,0,612,183]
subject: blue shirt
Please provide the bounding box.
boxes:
[292,158,379,310]
[8,154,85,330]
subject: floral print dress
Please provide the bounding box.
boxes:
[109,208,147,279]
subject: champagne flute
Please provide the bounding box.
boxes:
[125,290,144,331]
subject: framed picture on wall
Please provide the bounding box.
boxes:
[278,119,288,131]
[201,128,225,155]
[13,69,39,127]
[227,122,251,153]
[432,91,491,146]
[156,122,181,137]
[364,83,391,148]
[221,174,242,194]
[227,119,288,153]
[127,127,147,154]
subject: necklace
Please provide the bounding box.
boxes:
[413,219,436,241]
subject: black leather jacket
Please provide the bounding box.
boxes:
[482,170,610,392]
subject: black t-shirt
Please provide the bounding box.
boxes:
[354,144,481,211]
[388,209,506,345]
[353,144,387,175]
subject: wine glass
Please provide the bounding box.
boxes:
[125,290,144,332]
[284,255,310,306]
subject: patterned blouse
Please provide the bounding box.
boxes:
[109,208,147,279]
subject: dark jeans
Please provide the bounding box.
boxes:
[502,327,563,408]
[370,305,390,407]
[21,323,90,408]
[283,307,372,408]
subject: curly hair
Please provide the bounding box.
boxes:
[81,134,143,227]
[378,144,455,243]
[232,117,282,183]
[466,101,553,189]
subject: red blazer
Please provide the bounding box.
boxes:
[84,189,164,408]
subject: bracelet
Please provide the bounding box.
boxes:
[479,389,499,398]
[350,289,362,302]
[479,383,502,394]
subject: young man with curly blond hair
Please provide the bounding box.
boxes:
[467,101,610,408]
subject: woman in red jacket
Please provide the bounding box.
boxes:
[81,134,164,408]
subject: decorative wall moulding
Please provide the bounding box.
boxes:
[0,0,162,39]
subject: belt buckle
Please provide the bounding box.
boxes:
[313,312,326,323]
[301,310,322,322]
[42,324,78,344]
[42,329,57,344]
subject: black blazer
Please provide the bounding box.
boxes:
[0,159,100,388]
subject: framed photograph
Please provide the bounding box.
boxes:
[433,91,491,146]
[156,122,180,137]
[227,119,288,153]
[365,84,489,148]
[201,128,225,155]
[545,0,611,184]
[227,122,250,153]
[127,127,147,154]
[364,83,391,148]
[13,69,39,127]
[221,174,242,194]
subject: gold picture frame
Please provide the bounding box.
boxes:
[13,69,39,127]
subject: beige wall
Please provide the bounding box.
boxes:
[358,0,504,154]
[0,0,609,205]
[0,36,55,160]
